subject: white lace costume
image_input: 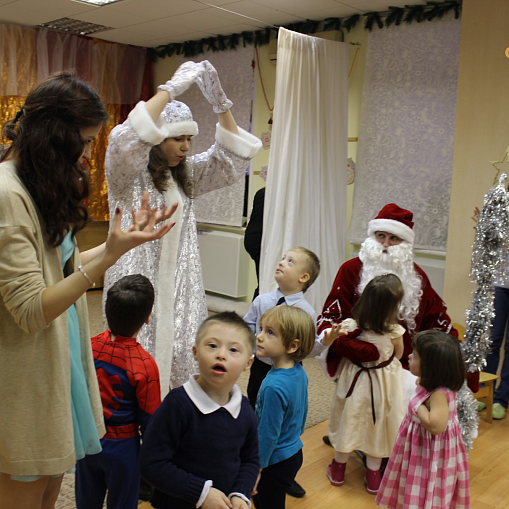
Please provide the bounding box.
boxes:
[104,100,261,391]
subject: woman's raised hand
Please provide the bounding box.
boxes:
[196,60,233,113]
[157,61,205,101]
[129,191,178,232]
[105,198,176,265]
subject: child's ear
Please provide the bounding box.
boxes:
[244,355,255,371]
[286,339,301,355]
[145,314,152,325]
[299,273,310,284]
[192,344,198,361]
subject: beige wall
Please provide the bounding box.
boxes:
[444,0,509,324]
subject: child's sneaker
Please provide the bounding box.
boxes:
[365,468,381,495]
[477,401,486,411]
[493,403,506,419]
[326,459,346,486]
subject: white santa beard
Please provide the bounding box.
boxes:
[358,237,423,333]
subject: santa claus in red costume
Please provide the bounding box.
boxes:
[318,203,478,394]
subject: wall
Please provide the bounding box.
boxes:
[444,0,509,324]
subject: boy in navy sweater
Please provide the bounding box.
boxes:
[140,312,259,509]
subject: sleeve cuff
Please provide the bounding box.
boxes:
[196,480,213,508]
[229,492,251,508]
[128,101,169,146]
[215,123,262,159]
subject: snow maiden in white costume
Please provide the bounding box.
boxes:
[104,61,262,391]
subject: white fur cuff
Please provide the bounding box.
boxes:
[215,123,262,159]
[128,101,168,146]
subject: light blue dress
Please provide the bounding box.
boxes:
[60,232,102,461]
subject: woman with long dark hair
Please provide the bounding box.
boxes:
[0,71,175,509]
[104,61,262,391]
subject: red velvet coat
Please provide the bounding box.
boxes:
[318,258,479,391]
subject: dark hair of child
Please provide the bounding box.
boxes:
[106,274,155,338]
[290,246,321,292]
[260,305,315,362]
[412,330,465,392]
[1,71,109,246]
[197,311,256,353]
[352,273,404,335]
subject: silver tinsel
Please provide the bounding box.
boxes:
[457,173,509,451]
[457,382,479,452]
[464,173,509,372]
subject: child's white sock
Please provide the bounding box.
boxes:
[366,455,382,471]
[334,452,349,464]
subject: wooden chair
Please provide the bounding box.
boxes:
[474,372,500,423]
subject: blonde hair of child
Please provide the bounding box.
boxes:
[289,246,320,292]
[352,273,404,335]
[260,305,315,362]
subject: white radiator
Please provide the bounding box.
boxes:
[197,229,249,298]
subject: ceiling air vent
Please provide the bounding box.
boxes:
[37,18,113,35]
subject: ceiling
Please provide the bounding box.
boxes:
[0,0,426,48]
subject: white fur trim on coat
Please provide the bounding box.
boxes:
[215,123,262,159]
[367,218,415,244]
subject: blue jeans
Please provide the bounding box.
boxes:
[485,286,509,408]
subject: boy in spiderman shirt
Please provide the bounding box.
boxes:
[75,274,161,509]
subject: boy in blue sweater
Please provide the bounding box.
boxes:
[253,305,316,509]
[139,312,259,509]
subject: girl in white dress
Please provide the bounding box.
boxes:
[323,273,406,495]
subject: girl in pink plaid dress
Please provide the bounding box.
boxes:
[376,330,470,509]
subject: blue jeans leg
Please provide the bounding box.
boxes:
[485,287,509,408]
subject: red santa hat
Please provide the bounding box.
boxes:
[367,203,415,244]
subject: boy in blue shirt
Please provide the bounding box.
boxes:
[244,246,322,498]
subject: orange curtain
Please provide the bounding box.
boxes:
[85,104,123,221]
[1,23,151,222]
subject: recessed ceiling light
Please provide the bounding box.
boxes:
[72,0,125,5]
[38,17,113,35]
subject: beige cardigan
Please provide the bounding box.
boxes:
[0,161,105,476]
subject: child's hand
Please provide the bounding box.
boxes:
[322,325,346,346]
[252,470,262,496]
[202,488,232,509]
[230,496,249,509]
[471,206,480,223]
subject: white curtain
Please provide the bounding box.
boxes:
[347,16,461,251]
[177,46,255,226]
[259,28,349,313]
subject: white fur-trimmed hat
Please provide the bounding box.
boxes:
[367,203,415,244]
[159,100,198,137]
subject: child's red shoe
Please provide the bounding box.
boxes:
[365,468,381,495]
[326,459,346,486]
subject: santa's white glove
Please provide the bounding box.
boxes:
[157,61,204,101]
[196,60,233,114]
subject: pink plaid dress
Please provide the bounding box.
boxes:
[376,385,470,509]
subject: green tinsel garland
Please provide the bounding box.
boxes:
[149,1,462,62]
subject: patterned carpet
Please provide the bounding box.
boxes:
[55,290,335,509]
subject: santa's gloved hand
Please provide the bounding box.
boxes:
[196,60,233,113]
[157,61,204,101]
